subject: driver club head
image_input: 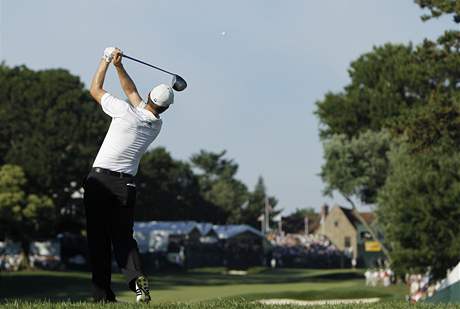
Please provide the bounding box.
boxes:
[172,75,187,92]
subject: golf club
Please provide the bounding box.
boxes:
[123,54,187,92]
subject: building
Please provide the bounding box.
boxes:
[133,221,202,269]
[214,225,267,269]
[133,221,267,270]
[315,204,385,267]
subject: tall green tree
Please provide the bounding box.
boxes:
[316,31,459,140]
[241,176,279,228]
[321,130,392,205]
[191,150,248,223]
[377,144,460,280]
[316,43,415,139]
[315,8,460,277]
[136,147,224,222]
[320,130,393,260]
[0,164,54,262]
[316,31,460,202]
[415,0,460,22]
[0,64,108,229]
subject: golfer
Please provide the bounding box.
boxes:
[84,47,174,303]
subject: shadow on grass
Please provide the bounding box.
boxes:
[307,271,364,281]
[149,269,363,287]
[0,272,94,301]
[0,268,367,302]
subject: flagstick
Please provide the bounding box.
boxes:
[264,198,270,234]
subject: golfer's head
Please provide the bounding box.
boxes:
[147,84,174,114]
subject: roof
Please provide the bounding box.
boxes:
[195,223,215,236]
[134,221,264,239]
[213,224,264,239]
[359,212,376,225]
[134,221,199,235]
[339,207,376,228]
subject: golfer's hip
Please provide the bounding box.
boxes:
[85,168,137,209]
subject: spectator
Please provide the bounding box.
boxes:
[268,233,346,268]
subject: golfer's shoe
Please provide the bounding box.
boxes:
[135,276,151,303]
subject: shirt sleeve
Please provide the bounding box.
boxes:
[100,93,129,118]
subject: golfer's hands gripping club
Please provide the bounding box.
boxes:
[112,48,123,67]
[103,47,116,63]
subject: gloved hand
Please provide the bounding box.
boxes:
[103,47,116,63]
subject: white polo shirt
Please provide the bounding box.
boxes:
[92,93,162,176]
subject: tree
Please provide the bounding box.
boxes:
[0,64,108,231]
[316,44,415,139]
[316,33,460,187]
[316,31,459,140]
[282,208,318,234]
[321,130,393,205]
[191,150,249,223]
[0,164,54,264]
[415,0,460,23]
[377,144,460,280]
[135,147,224,222]
[320,130,393,260]
[315,12,460,276]
[242,176,279,229]
[190,150,239,181]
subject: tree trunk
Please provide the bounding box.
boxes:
[344,195,392,264]
[20,239,32,270]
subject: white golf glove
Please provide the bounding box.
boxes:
[103,47,116,63]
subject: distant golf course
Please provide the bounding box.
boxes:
[1,268,413,307]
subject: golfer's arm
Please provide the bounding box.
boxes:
[115,64,142,107]
[90,60,109,104]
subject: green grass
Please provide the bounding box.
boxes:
[1,300,459,309]
[0,267,425,308]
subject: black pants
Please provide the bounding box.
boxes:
[83,170,144,301]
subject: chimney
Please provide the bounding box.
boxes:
[321,204,329,219]
[320,204,329,235]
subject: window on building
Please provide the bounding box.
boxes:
[344,236,351,248]
[334,220,339,227]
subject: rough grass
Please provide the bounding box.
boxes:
[1,299,459,309]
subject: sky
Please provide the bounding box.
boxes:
[0,0,455,215]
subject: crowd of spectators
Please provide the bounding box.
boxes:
[0,242,23,271]
[405,273,434,303]
[365,267,459,303]
[267,233,347,268]
[0,241,61,271]
[405,270,460,303]
[364,268,395,287]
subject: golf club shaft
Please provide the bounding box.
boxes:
[123,54,175,76]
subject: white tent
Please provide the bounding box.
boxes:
[437,260,460,291]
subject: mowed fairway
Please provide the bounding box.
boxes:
[0,268,408,306]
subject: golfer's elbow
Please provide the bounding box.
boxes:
[89,85,99,99]
[90,84,105,103]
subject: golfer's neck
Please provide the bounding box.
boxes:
[146,103,160,118]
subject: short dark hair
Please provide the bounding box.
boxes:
[156,105,169,114]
